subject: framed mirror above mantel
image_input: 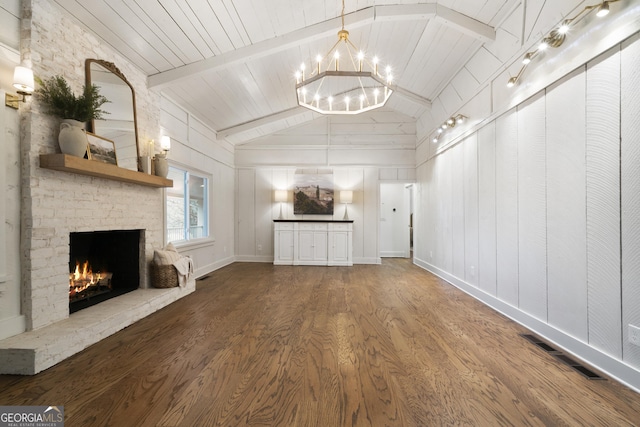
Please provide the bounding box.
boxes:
[39,59,171,188]
[85,59,140,172]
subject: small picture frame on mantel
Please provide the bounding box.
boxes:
[86,132,118,166]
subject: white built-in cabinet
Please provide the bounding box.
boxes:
[273,221,353,266]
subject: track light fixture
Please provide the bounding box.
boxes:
[431,114,467,144]
[507,0,622,88]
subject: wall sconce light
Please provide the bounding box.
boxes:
[5,65,35,109]
[274,190,288,219]
[431,114,467,144]
[160,135,171,155]
[340,190,353,220]
[507,0,621,88]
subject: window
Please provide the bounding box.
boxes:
[166,166,209,243]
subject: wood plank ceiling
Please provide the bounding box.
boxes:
[51,0,524,144]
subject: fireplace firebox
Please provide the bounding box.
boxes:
[69,229,143,313]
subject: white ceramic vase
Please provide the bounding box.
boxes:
[154,155,169,178]
[58,119,88,157]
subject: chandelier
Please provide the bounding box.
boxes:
[295,0,393,115]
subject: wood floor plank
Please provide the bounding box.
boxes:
[1,259,639,426]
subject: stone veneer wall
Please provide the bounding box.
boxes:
[21,0,164,330]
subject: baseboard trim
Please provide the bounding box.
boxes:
[0,315,26,341]
[234,255,273,263]
[354,257,381,265]
[413,256,640,394]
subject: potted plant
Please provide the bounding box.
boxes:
[35,75,109,157]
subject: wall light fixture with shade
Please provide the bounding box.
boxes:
[274,190,288,219]
[5,65,35,109]
[160,135,171,155]
[340,190,353,220]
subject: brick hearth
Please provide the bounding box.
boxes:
[0,282,194,375]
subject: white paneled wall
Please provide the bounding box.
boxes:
[546,69,588,341]
[517,92,547,322]
[235,167,383,264]
[621,33,640,367]
[160,96,235,275]
[451,144,465,280]
[463,134,479,286]
[495,110,519,306]
[586,46,622,359]
[477,123,496,296]
[235,109,416,264]
[414,34,640,391]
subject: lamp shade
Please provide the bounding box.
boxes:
[340,190,353,204]
[13,66,34,93]
[160,135,171,151]
[274,190,288,202]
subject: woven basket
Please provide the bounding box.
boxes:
[151,263,179,288]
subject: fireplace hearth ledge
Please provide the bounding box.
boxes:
[0,279,195,375]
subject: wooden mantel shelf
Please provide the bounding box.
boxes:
[39,154,173,188]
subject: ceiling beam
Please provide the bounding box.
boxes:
[216,84,429,141]
[148,4,495,89]
[433,5,496,44]
[217,107,314,140]
[392,85,432,107]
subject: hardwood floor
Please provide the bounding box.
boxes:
[1,259,639,426]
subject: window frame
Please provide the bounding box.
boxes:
[165,163,213,248]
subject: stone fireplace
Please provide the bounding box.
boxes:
[0,0,195,375]
[0,135,198,375]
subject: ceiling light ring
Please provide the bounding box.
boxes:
[295,0,393,114]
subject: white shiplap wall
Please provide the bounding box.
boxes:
[414,33,640,392]
[160,96,236,275]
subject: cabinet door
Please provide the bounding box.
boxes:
[298,230,328,264]
[275,230,294,263]
[313,231,328,261]
[331,231,349,263]
[298,230,315,261]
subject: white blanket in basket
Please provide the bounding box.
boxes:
[173,257,194,287]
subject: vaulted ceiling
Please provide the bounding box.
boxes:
[50,0,545,144]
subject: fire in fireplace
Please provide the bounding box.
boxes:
[69,229,143,313]
[69,260,113,302]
